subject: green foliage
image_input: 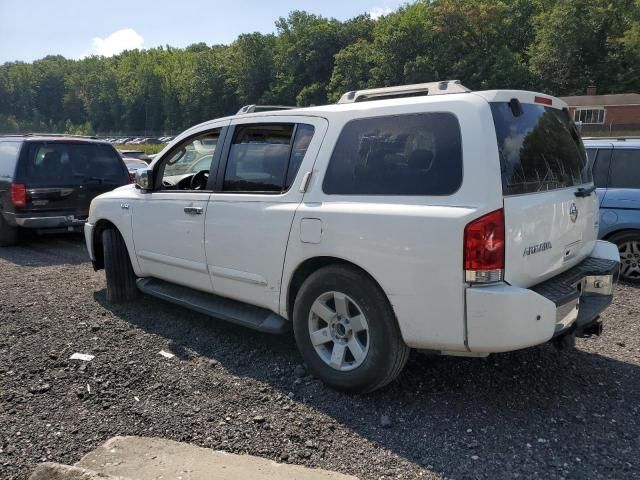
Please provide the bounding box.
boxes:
[1,0,638,134]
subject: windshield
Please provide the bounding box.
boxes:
[491,102,591,196]
[21,142,127,186]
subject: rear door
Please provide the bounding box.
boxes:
[16,142,129,216]
[205,116,327,312]
[489,97,598,288]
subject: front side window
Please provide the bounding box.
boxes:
[609,149,640,189]
[160,131,220,190]
[223,123,314,193]
[0,141,21,178]
[21,142,127,186]
[323,113,463,196]
[491,102,591,195]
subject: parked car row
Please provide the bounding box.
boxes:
[102,136,174,145]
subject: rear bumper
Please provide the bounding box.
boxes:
[465,241,620,353]
[9,212,88,229]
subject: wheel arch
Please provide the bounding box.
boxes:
[91,219,120,270]
[285,256,391,321]
[603,228,640,242]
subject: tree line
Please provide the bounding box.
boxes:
[1,0,639,136]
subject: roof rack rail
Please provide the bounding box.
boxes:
[337,80,470,104]
[19,132,99,139]
[582,136,640,141]
[236,105,296,115]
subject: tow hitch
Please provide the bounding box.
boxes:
[552,317,604,350]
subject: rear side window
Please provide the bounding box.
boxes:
[609,149,640,189]
[223,123,314,193]
[588,148,612,188]
[322,113,462,195]
[491,103,591,195]
[0,141,21,178]
[20,142,127,186]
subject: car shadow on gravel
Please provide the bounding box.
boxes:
[93,288,640,480]
[0,232,88,267]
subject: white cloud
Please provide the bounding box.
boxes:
[369,7,394,19]
[90,28,144,57]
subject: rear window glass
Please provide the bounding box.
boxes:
[322,113,462,196]
[491,102,591,195]
[609,149,640,189]
[21,142,127,186]
[0,141,21,177]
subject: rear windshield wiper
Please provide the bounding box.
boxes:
[575,185,597,197]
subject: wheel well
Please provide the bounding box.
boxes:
[603,228,640,242]
[92,220,118,270]
[286,256,386,319]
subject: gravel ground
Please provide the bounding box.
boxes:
[0,234,639,480]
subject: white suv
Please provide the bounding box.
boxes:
[85,81,620,393]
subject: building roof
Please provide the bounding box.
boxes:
[560,93,640,107]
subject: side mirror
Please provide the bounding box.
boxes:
[135,168,153,191]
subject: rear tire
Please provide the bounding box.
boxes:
[103,228,139,302]
[608,231,640,284]
[292,265,409,393]
[0,214,19,247]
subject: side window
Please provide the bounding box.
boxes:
[323,113,462,195]
[159,131,220,190]
[223,123,314,193]
[591,148,612,188]
[609,149,640,189]
[286,124,315,189]
[0,141,21,178]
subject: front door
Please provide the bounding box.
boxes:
[131,125,227,292]
[205,116,327,312]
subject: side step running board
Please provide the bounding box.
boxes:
[136,278,289,334]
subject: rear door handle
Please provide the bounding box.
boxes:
[184,206,203,215]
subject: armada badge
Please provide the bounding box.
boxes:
[523,241,552,257]
[570,202,578,223]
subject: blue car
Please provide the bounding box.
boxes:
[584,138,640,283]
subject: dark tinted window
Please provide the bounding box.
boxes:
[21,142,127,186]
[285,124,315,189]
[0,141,21,177]
[609,149,640,189]
[591,148,612,188]
[223,123,313,193]
[491,103,591,195]
[323,113,462,195]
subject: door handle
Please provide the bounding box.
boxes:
[184,206,203,215]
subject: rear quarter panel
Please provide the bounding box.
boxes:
[280,94,504,350]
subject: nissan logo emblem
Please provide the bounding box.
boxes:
[570,202,578,223]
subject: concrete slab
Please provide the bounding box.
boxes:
[76,436,358,480]
[29,462,128,480]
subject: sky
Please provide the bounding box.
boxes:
[0,0,407,64]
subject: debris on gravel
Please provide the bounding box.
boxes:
[1,235,639,480]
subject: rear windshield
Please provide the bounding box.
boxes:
[491,102,591,196]
[19,142,127,186]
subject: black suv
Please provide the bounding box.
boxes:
[0,135,130,246]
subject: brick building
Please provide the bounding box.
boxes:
[560,87,640,133]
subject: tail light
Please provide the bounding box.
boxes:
[464,209,505,283]
[10,183,26,208]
